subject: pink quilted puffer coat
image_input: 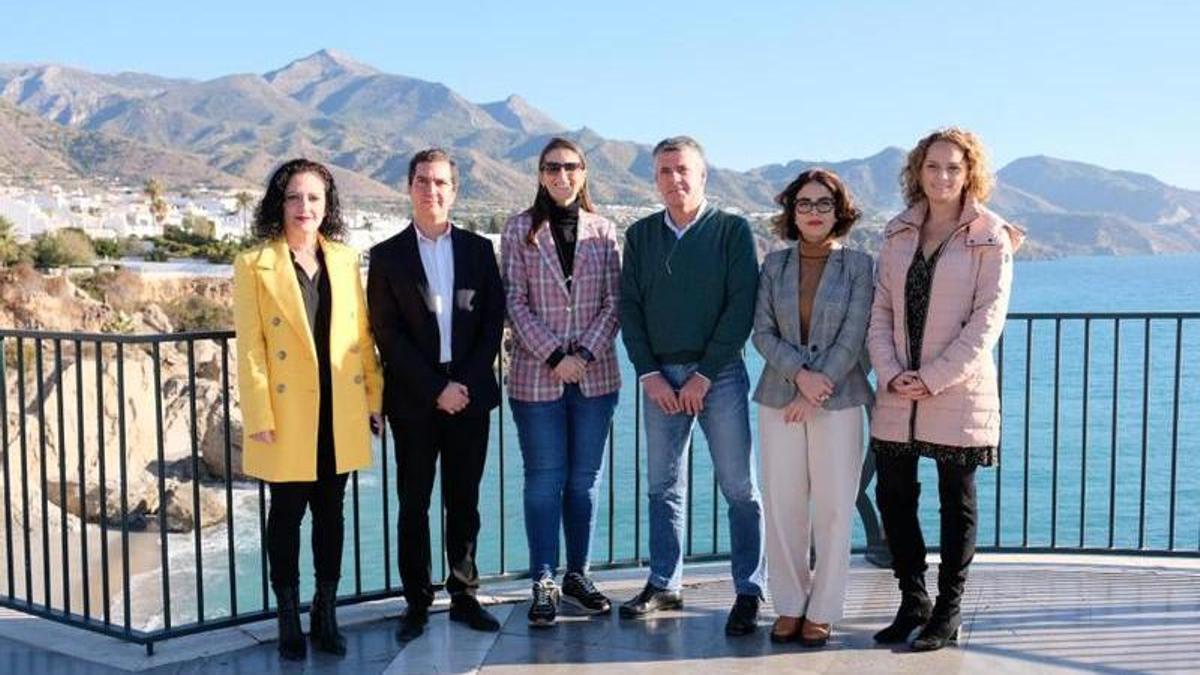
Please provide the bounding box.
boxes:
[868,198,1025,449]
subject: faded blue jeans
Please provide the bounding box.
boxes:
[511,384,619,580]
[643,360,765,596]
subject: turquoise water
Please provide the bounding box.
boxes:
[143,253,1200,630]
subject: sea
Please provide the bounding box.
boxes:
[130,253,1200,630]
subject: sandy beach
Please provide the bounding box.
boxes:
[0,512,166,630]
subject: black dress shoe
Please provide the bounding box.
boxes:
[395,605,428,642]
[874,593,933,644]
[910,607,961,652]
[724,594,760,636]
[449,595,501,632]
[619,584,683,618]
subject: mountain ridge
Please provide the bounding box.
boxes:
[2,50,1199,256]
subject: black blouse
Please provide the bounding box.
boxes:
[547,200,580,287]
[291,248,337,477]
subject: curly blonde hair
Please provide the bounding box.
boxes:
[901,127,994,207]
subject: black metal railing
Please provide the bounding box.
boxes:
[1,311,1197,652]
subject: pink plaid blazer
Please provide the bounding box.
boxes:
[501,209,622,402]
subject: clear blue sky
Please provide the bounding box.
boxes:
[3,0,1198,188]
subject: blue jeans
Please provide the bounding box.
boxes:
[511,384,619,580]
[644,360,765,596]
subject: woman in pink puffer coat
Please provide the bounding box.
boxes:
[867,127,1024,652]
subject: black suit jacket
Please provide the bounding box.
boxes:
[367,225,504,419]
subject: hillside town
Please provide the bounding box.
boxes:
[0,179,712,272]
[0,182,416,254]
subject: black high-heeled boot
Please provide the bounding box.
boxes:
[310,580,347,655]
[873,589,933,644]
[275,586,307,661]
[910,597,961,651]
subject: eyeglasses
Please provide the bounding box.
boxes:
[794,198,836,214]
[541,162,584,174]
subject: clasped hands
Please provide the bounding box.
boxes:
[641,372,710,416]
[550,354,588,384]
[782,368,835,425]
[888,370,931,400]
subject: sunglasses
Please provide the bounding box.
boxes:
[541,162,584,174]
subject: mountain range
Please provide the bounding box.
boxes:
[2,49,1199,256]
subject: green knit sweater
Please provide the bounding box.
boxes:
[619,207,759,381]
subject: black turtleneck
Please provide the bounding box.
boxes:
[547,199,580,286]
[543,199,595,370]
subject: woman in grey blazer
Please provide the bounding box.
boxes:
[752,168,873,647]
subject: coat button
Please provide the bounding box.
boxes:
[277,350,287,360]
[349,345,360,354]
[271,316,282,327]
[810,345,819,352]
[276,384,286,393]
[354,374,363,384]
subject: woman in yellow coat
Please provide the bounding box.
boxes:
[233,158,383,660]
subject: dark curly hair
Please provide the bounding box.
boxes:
[253,158,346,241]
[771,168,861,241]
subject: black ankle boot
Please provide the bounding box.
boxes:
[310,580,347,656]
[910,598,961,652]
[873,590,932,644]
[275,586,307,661]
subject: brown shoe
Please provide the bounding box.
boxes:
[800,619,831,648]
[770,615,802,643]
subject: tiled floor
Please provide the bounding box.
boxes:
[1,555,1198,673]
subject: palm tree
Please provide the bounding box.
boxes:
[143,178,168,232]
[0,215,21,267]
[234,191,255,238]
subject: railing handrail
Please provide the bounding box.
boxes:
[1007,311,1200,320]
[5,310,1200,343]
[0,329,235,343]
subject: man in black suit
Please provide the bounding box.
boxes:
[367,148,505,642]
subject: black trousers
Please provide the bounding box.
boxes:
[266,400,348,591]
[874,453,978,604]
[391,410,490,609]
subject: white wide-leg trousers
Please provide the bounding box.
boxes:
[759,404,864,622]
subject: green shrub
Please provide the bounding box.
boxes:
[100,311,137,334]
[164,295,232,332]
[93,237,137,260]
[32,228,96,268]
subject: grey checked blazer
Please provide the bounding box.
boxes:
[751,245,874,410]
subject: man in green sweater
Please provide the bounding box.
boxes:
[618,136,765,636]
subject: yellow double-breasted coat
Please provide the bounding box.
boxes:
[233,236,383,482]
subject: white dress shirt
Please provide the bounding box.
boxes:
[663,198,710,239]
[414,221,455,364]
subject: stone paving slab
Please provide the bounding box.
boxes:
[0,555,1196,673]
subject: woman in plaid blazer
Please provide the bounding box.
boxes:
[501,137,621,627]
